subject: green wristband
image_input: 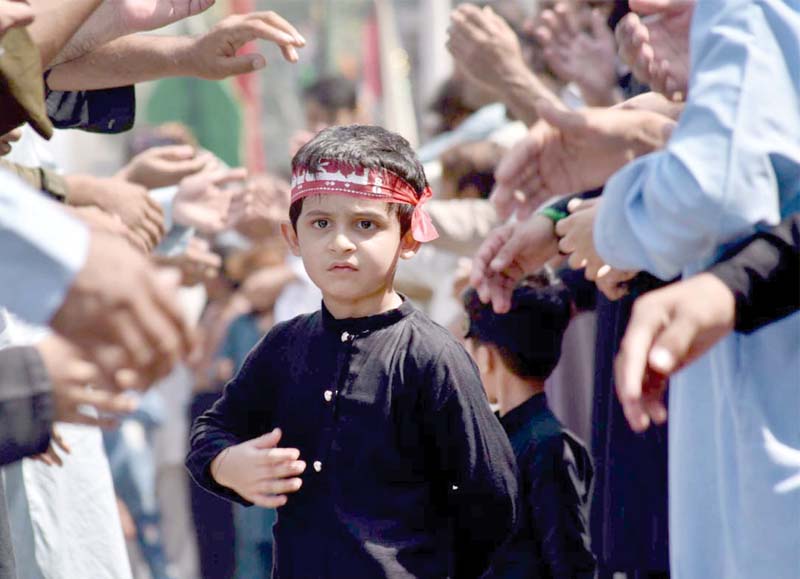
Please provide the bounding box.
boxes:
[539,206,569,223]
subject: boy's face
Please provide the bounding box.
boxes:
[282,195,419,315]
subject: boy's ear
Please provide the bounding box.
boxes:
[399,230,421,260]
[280,221,301,257]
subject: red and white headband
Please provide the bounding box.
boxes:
[290,159,439,243]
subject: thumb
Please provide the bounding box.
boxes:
[155,145,196,161]
[218,53,267,78]
[535,99,585,134]
[648,315,697,375]
[251,428,282,449]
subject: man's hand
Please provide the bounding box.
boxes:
[555,198,606,279]
[470,213,560,313]
[492,100,674,220]
[533,3,621,106]
[447,4,528,94]
[32,428,70,467]
[182,11,306,80]
[49,231,193,390]
[615,272,736,432]
[65,175,166,252]
[117,145,218,190]
[154,236,222,285]
[174,167,248,234]
[0,0,34,37]
[68,205,148,254]
[211,428,306,508]
[616,0,694,101]
[37,334,140,427]
[240,265,295,313]
[0,128,22,156]
[596,268,638,301]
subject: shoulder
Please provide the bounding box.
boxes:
[404,310,474,368]
[248,311,320,360]
[525,421,592,484]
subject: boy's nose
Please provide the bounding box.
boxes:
[329,232,356,253]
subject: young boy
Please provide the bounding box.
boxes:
[187,125,517,579]
[463,279,596,579]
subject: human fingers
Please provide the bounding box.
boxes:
[256,477,303,496]
[149,268,194,357]
[151,144,196,162]
[135,215,163,252]
[642,386,668,425]
[552,2,579,43]
[469,224,512,289]
[450,6,490,43]
[629,0,695,16]
[212,167,249,188]
[50,429,71,455]
[217,52,268,76]
[488,272,519,314]
[251,427,283,450]
[615,298,668,432]
[0,142,11,156]
[245,11,305,46]
[260,460,306,480]
[259,447,302,466]
[647,311,699,376]
[0,2,34,34]
[42,444,64,467]
[250,494,288,509]
[488,228,529,278]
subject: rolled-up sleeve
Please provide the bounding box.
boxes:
[595,0,800,280]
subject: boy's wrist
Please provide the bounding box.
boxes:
[210,446,233,487]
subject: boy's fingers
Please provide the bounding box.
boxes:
[258,477,303,496]
[262,460,306,480]
[251,494,288,509]
[251,428,283,449]
[259,448,301,465]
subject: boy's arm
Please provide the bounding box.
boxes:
[423,341,518,579]
[528,437,596,579]
[186,329,280,504]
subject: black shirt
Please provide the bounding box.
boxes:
[187,299,517,579]
[484,393,595,579]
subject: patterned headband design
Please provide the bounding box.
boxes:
[290,159,439,243]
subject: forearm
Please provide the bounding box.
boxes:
[51,1,130,66]
[499,63,561,127]
[47,35,195,91]
[27,0,103,68]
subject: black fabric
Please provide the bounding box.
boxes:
[187,299,518,579]
[188,392,236,579]
[590,276,670,574]
[710,213,800,333]
[45,83,136,134]
[484,393,595,579]
[0,346,53,466]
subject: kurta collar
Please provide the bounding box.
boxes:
[320,296,415,336]
[500,392,548,436]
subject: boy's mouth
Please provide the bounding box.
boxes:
[328,262,358,272]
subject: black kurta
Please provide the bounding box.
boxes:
[484,393,595,579]
[187,299,518,579]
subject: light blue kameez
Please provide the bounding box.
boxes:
[595,1,800,578]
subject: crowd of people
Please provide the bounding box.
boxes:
[0,1,798,579]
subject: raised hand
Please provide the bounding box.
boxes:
[154,236,223,285]
[447,4,527,94]
[615,272,735,432]
[492,100,674,220]
[469,214,560,314]
[533,2,620,106]
[185,11,306,80]
[211,428,306,508]
[0,128,22,156]
[555,198,605,279]
[173,167,248,234]
[615,0,694,101]
[117,145,219,190]
[0,0,34,36]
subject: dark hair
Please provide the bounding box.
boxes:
[463,274,572,381]
[440,141,506,199]
[303,75,358,112]
[289,125,428,236]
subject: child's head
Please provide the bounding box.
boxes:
[440,140,507,200]
[303,75,361,132]
[283,125,438,312]
[463,274,572,391]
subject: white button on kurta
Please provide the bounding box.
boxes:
[324,390,333,402]
[313,461,323,473]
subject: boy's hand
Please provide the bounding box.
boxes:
[211,428,305,508]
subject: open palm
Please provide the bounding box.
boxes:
[115,0,215,32]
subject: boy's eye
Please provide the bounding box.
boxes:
[356,220,375,230]
[312,219,329,229]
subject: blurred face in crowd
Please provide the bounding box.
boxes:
[282,194,418,315]
[304,98,361,133]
